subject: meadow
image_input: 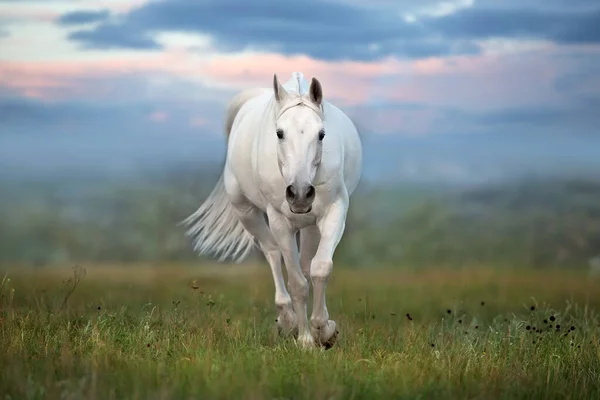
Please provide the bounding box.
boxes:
[1,263,599,399]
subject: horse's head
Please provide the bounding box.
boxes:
[272,74,325,214]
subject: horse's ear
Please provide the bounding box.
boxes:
[273,74,288,103]
[309,77,323,105]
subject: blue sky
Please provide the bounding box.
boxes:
[0,0,599,183]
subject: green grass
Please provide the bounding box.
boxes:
[1,263,600,399]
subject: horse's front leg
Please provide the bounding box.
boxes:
[267,207,313,349]
[310,196,348,349]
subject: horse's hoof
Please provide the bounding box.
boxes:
[275,315,298,339]
[277,324,299,339]
[312,320,338,349]
[319,329,339,350]
[296,334,316,350]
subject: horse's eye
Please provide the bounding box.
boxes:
[318,129,325,141]
[276,129,284,139]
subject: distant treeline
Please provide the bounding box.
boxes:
[1,164,599,269]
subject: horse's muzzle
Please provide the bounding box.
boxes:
[285,183,315,214]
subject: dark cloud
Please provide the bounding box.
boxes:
[58,0,600,61]
[554,11,600,44]
[69,23,160,50]
[553,55,600,94]
[483,0,599,10]
[430,7,600,44]
[63,0,479,60]
[57,9,111,26]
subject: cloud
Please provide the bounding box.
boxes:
[0,47,552,112]
[148,110,168,122]
[57,0,600,62]
[0,51,238,103]
[61,0,481,60]
[0,0,146,28]
[0,75,231,138]
[2,0,599,184]
[0,8,57,23]
[430,7,600,45]
[3,5,600,141]
[57,9,111,26]
[69,22,160,50]
[0,50,413,107]
[3,40,599,132]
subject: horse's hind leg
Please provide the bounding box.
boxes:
[225,180,297,337]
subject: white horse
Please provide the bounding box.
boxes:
[183,72,363,349]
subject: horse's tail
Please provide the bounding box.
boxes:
[181,175,256,263]
[181,88,266,263]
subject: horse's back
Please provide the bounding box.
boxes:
[225,90,275,210]
[224,88,270,138]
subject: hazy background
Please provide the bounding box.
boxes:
[1,0,599,269]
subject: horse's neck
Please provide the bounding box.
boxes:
[257,96,278,134]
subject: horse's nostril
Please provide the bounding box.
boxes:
[306,185,315,200]
[286,185,295,200]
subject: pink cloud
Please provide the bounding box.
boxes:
[0,0,146,23]
[148,111,168,122]
[0,9,58,23]
[0,50,197,100]
[190,116,207,127]
[0,50,396,105]
[201,53,404,106]
[198,47,586,111]
[2,43,598,119]
[400,50,564,109]
[22,88,46,99]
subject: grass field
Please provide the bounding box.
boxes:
[1,263,600,399]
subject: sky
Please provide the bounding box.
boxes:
[1,0,599,184]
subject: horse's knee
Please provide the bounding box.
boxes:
[310,258,333,281]
[275,290,292,310]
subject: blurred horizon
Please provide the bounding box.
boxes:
[2,131,600,186]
